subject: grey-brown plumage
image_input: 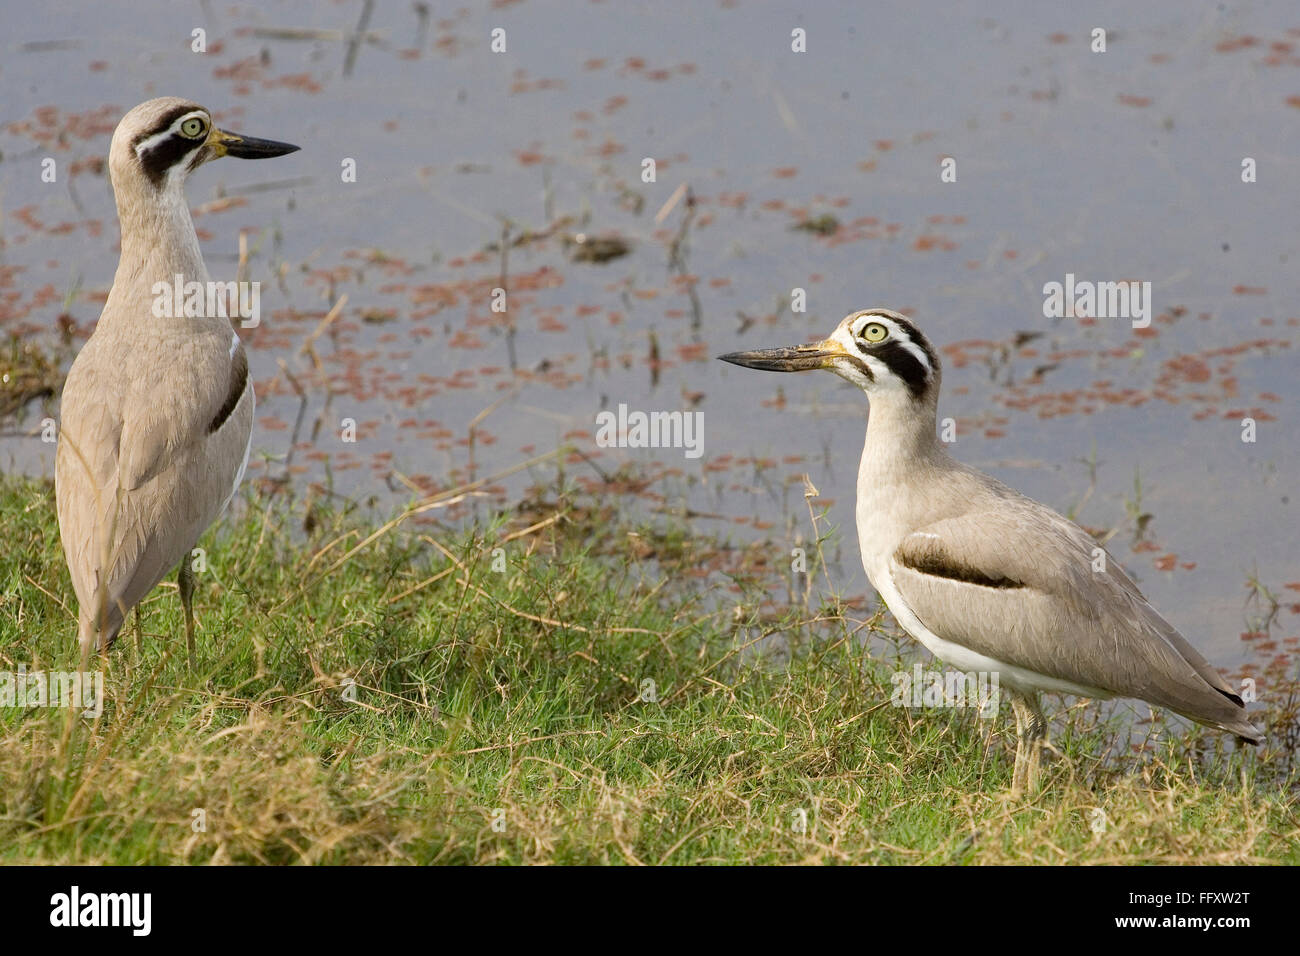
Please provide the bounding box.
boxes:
[886,469,1257,732]
[55,97,297,661]
[720,308,1263,794]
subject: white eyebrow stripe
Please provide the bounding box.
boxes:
[133,110,209,157]
[893,333,932,372]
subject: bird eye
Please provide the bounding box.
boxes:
[861,322,888,343]
[180,117,207,138]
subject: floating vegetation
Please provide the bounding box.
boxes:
[790,213,839,236]
[564,231,632,263]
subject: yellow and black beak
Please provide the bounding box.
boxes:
[209,127,300,159]
[717,338,845,372]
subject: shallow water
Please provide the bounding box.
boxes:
[1,0,1296,670]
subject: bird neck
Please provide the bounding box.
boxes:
[102,181,210,329]
[861,390,945,477]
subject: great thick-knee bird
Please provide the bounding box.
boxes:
[720,308,1263,793]
[56,97,297,664]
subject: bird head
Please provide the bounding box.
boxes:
[718,308,941,403]
[109,97,299,196]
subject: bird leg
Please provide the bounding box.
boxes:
[177,558,196,669]
[1010,691,1026,790]
[1009,689,1048,796]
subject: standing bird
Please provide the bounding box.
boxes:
[720,309,1262,794]
[56,98,298,665]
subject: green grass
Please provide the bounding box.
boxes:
[1,474,1296,864]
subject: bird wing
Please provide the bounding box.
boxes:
[116,337,248,489]
[887,503,1260,738]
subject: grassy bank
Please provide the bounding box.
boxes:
[0,474,1296,864]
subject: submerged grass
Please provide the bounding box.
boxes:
[0,473,1296,864]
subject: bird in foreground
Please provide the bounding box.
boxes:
[56,97,298,665]
[719,308,1263,794]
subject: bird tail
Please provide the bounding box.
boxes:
[77,604,123,658]
[1178,697,1264,745]
[1228,718,1265,746]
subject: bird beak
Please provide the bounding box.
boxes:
[717,338,845,372]
[208,127,300,159]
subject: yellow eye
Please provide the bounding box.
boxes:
[861,322,888,343]
[180,117,206,138]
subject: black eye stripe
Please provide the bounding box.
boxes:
[137,134,205,187]
[874,341,930,399]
